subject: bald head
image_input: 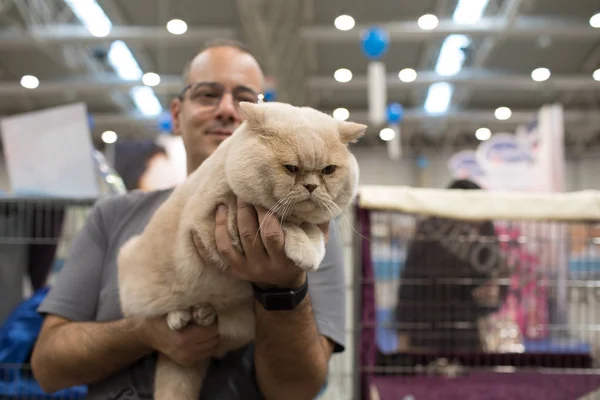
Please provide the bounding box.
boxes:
[183,44,264,91]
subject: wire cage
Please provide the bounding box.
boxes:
[0,197,96,400]
[353,186,600,400]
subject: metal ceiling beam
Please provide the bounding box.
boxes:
[301,16,599,42]
[10,108,590,131]
[0,24,235,48]
[0,16,596,49]
[0,70,597,96]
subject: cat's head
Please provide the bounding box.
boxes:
[225,101,366,224]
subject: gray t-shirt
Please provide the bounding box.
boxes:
[38,189,346,400]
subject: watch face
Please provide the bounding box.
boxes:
[263,292,296,311]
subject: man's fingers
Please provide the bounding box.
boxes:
[214,205,245,267]
[255,205,285,257]
[237,199,267,259]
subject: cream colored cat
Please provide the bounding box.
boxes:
[117,101,366,399]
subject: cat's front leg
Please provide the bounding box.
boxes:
[282,222,326,272]
[166,309,192,331]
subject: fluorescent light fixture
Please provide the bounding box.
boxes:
[435,34,471,76]
[167,19,188,34]
[379,128,395,141]
[422,0,489,115]
[20,75,39,89]
[418,14,439,30]
[424,82,453,114]
[64,0,164,117]
[334,15,355,31]
[334,68,353,83]
[590,12,600,28]
[107,40,143,81]
[475,127,492,141]
[494,107,512,120]
[63,0,112,37]
[398,68,417,82]
[594,69,600,81]
[531,67,551,82]
[101,130,118,144]
[143,72,161,86]
[333,108,350,121]
[453,0,489,24]
[131,86,163,116]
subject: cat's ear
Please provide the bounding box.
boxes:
[239,101,266,127]
[339,121,367,144]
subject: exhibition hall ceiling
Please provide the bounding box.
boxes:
[0,0,599,150]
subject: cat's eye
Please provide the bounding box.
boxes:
[284,164,299,173]
[321,165,337,175]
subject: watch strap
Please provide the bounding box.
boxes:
[252,279,308,311]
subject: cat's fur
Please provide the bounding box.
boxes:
[116,101,366,399]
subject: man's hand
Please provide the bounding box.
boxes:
[140,316,220,367]
[214,200,329,288]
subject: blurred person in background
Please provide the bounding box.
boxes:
[30,39,346,400]
[113,139,179,192]
[395,178,509,355]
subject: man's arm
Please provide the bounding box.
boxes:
[254,293,334,400]
[31,315,152,392]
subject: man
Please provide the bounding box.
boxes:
[30,40,346,400]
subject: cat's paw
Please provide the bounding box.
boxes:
[192,304,216,326]
[166,309,192,331]
[283,225,324,272]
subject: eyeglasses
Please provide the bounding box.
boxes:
[178,81,261,109]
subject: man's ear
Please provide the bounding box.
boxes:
[339,121,367,144]
[239,101,266,127]
[170,97,182,136]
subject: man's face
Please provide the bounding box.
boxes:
[170,47,264,172]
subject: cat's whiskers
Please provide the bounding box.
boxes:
[253,195,292,246]
[323,197,371,243]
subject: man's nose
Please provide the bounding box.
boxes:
[215,93,241,123]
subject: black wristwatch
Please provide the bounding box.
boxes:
[252,279,308,311]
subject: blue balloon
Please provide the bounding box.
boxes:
[360,26,390,60]
[386,103,404,124]
[264,89,276,102]
[157,113,172,133]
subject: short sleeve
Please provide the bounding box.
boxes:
[37,200,108,322]
[307,221,346,353]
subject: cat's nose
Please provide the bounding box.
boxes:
[304,184,317,193]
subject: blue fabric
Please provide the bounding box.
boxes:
[0,286,87,398]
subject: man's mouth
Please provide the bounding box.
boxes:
[207,130,233,139]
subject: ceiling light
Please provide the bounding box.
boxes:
[167,19,188,35]
[20,75,39,89]
[531,67,551,82]
[398,68,417,82]
[594,69,600,81]
[475,127,492,141]
[334,68,353,83]
[453,0,489,25]
[590,12,600,28]
[108,40,143,81]
[333,107,350,121]
[379,128,395,141]
[494,107,512,120]
[101,130,118,144]
[334,15,355,31]
[435,34,471,76]
[424,82,453,114]
[63,0,112,37]
[131,86,163,116]
[142,72,161,87]
[418,14,439,30]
